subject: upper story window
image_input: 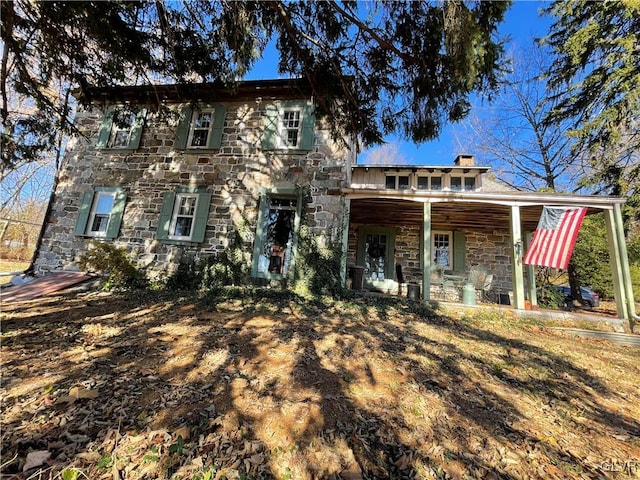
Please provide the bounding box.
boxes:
[385,175,410,190]
[97,107,146,151]
[175,104,227,150]
[110,112,136,148]
[280,108,302,148]
[187,110,214,148]
[262,101,315,151]
[74,187,127,240]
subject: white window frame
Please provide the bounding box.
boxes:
[187,109,215,149]
[85,192,116,237]
[109,111,136,149]
[168,193,199,241]
[432,230,452,269]
[277,106,303,149]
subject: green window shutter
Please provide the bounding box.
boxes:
[105,188,127,240]
[299,102,315,151]
[128,108,146,150]
[96,108,115,148]
[453,230,466,272]
[190,192,211,243]
[251,194,268,276]
[208,105,226,149]
[74,191,95,236]
[261,104,279,150]
[156,191,176,240]
[174,106,193,149]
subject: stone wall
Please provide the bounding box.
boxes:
[35,100,352,279]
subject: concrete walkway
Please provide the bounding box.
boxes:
[551,327,640,348]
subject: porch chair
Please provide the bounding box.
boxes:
[478,274,494,302]
[430,265,458,301]
[466,264,488,301]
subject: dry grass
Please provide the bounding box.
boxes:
[1,289,639,479]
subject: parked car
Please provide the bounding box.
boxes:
[554,285,600,308]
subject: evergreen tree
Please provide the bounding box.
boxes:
[1,1,510,171]
[542,0,640,220]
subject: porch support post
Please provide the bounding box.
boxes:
[525,232,538,307]
[605,207,632,330]
[510,205,525,310]
[340,197,351,287]
[614,204,637,327]
[422,202,432,301]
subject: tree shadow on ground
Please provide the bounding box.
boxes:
[1,287,639,479]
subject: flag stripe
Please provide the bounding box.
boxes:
[523,206,587,269]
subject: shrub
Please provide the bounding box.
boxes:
[165,234,250,292]
[78,242,145,290]
[292,224,345,297]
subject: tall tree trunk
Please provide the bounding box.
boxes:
[567,261,584,306]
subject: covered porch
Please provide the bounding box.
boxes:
[339,189,636,331]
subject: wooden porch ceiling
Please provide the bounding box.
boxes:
[349,199,599,232]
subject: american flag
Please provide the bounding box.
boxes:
[523,206,587,269]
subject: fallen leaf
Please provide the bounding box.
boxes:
[23,450,51,471]
[76,451,102,462]
[69,386,99,400]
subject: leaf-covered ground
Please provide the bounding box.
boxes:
[1,289,639,479]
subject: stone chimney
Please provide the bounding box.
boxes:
[454,154,475,166]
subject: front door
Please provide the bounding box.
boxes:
[364,232,388,282]
[357,228,395,285]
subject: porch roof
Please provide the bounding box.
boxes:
[341,188,626,232]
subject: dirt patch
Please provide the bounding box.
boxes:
[1,290,639,479]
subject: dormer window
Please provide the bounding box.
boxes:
[465,177,476,191]
[385,175,410,190]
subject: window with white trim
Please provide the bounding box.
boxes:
[86,192,116,236]
[75,187,127,240]
[168,194,199,240]
[109,111,136,148]
[432,231,452,269]
[187,109,214,148]
[97,108,146,150]
[279,108,302,148]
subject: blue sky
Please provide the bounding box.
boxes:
[246,0,553,165]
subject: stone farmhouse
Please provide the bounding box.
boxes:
[32,79,636,328]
